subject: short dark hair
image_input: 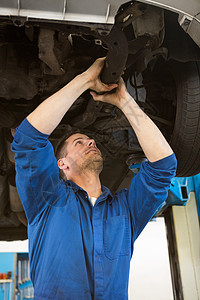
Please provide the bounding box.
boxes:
[55,128,82,180]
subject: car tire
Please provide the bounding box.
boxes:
[170,61,200,177]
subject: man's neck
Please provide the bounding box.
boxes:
[70,172,102,199]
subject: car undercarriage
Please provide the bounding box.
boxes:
[0,0,200,239]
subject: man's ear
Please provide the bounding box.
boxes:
[57,158,69,170]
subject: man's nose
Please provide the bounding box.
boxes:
[88,139,96,147]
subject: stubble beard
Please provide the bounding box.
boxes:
[80,154,103,175]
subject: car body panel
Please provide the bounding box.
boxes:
[0,0,199,46]
[0,0,199,23]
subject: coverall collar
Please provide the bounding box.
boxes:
[64,179,113,204]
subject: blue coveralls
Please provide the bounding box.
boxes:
[11,118,177,300]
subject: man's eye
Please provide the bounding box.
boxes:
[76,141,82,145]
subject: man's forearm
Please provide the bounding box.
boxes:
[119,94,173,162]
[27,73,89,135]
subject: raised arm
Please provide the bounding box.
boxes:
[90,78,173,162]
[27,58,117,135]
[11,58,117,224]
[90,78,177,241]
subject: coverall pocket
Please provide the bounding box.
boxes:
[104,215,131,260]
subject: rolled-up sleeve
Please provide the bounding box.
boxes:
[11,118,62,225]
[125,153,177,241]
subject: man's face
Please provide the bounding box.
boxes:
[61,133,103,176]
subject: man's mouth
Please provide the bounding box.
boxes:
[86,148,101,155]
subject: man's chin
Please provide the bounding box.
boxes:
[82,156,103,173]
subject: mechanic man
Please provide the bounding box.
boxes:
[11,58,177,300]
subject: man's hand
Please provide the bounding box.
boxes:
[84,57,118,94]
[90,77,130,109]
